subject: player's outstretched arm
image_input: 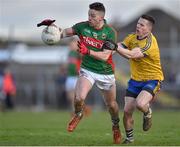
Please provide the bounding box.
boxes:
[102,40,144,59]
[116,43,137,59]
[61,28,75,38]
[116,43,144,59]
[37,19,75,39]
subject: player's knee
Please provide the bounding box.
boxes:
[124,107,133,116]
[136,100,145,110]
[74,96,83,102]
[106,100,118,110]
[75,93,86,100]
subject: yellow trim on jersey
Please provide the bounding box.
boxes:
[153,81,161,94]
[122,33,164,81]
[141,34,152,52]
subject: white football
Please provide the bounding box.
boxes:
[41,25,61,45]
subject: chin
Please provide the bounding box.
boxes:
[89,22,93,26]
[136,30,139,34]
[136,32,142,37]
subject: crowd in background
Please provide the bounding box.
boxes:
[0,69,16,111]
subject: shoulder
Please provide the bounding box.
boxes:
[73,21,89,27]
[151,33,158,42]
[72,21,89,34]
[104,24,117,33]
[126,32,136,38]
[123,32,136,42]
[103,24,118,41]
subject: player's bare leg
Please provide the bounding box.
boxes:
[123,97,136,144]
[136,90,153,131]
[66,90,75,114]
[67,76,93,132]
[102,84,121,144]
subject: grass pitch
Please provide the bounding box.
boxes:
[0,109,180,146]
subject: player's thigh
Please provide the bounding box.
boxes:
[101,82,116,105]
[136,90,153,107]
[75,76,93,100]
[124,96,136,113]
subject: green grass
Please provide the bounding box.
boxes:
[0,110,180,146]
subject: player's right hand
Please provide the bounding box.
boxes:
[37,19,56,27]
[77,41,90,55]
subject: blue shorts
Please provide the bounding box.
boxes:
[126,79,162,98]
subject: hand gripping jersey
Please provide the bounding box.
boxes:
[122,33,164,81]
[72,21,117,75]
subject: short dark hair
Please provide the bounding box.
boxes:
[89,2,105,13]
[141,14,155,25]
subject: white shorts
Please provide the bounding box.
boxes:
[79,68,115,90]
[65,76,78,91]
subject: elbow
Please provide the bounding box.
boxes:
[98,55,109,61]
[104,54,111,61]
[101,56,109,61]
[100,52,111,61]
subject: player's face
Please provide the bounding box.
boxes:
[88,9,103,28]
[136,18,151,37]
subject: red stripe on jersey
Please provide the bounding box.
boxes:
[80,35,103,50]
[80,35,114,72]
[107,55,115,72]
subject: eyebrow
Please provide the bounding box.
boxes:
[137,22,145,26]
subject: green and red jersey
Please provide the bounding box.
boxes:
[67,50,81,76]
[72,21,117,75]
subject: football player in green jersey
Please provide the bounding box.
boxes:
[37,2,121,144]
[65,39,81,113]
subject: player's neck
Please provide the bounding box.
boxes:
[138,32,151,40]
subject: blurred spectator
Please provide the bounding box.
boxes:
[65,39,91,115]
[176,72,180,85]
[168,70,176,83]
[2,69,16,109]
[65,39,81,112]
[0,70,5,111]
[56,64,68,109]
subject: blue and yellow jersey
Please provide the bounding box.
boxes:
[122,33,164,81]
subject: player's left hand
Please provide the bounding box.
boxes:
[77,41,90,55]
[101,40,118,50]
[37,19,56,27]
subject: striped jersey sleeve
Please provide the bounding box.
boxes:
[141,34,152,55]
